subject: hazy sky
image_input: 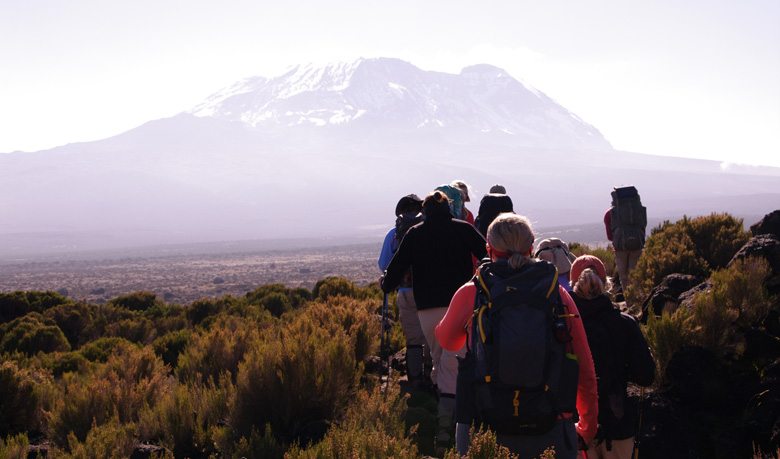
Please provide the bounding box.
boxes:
[1,0,779,166]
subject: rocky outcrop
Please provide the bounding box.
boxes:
[641,273,703,322]
[751,210,780,239]
[729,234,780,295]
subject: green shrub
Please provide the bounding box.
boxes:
[643,309,692,384]
[44,302,95,348]
[40,351,90,377]
[138,376,233,458]
[687,258,774,359]
[312,276,379,301]
[287,383,418,459]
[61,419,147,459]
[187,297,235,326]
[0,313,71,355]
[176,316,263,383]
[49,345,172,445]
[142,303,188,336]
[629,214,749,304]
[260,292,292,317]
[0,433,30,459]
[152,330,191,368]
[229,425,286,459]
[0,360,53,437]
[0,290,71,323]
[103,316,156,344]
[231,314,357,443]
[442,426,523,459]
[304,296,381,363]
[79,337,135,362]
[247,284,311,310]
[109,291,161,312]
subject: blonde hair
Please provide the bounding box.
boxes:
[573,268,608,299]
[487,213,534,270]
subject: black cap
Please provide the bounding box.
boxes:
[395,194,423,216]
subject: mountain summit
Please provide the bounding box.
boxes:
[189,58,611,150]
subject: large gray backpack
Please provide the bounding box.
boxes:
[610,186,647,251]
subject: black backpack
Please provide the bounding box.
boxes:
[610,186,647,251]
[393,212,423,249]
[475,194,514,236]
[580,298,633,441]
[464,260,579,435]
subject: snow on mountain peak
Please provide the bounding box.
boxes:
[187,58,611,149]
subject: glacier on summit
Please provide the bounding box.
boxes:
[188,57,611,150]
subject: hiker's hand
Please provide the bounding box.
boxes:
[577,434,589,451]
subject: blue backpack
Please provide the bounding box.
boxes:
[465,260,579,435]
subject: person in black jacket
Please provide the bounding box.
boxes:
[381,190,486,451]
[568,255,656,459]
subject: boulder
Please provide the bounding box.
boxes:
[729,234,780,294]
[641,273,703,322]
[751,210,780,238]
[678,280,713,310]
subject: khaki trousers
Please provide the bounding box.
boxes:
[417,306,463,395]
[584,437,635,459]
[614,249,642,288]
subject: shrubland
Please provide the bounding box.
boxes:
[2,211,777,458]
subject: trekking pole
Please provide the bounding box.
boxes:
[632,387,646,459]
[380,293,389,360]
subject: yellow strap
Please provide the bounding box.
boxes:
[477,305,488,342]
[545,268,559,299]
[476,269,491,307]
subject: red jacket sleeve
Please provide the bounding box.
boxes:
[436,282,476,351]
[604,208,613,241]
[560,287,599,444]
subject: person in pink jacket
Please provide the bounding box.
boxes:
[436,213,598,458]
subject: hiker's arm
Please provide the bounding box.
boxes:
[436,282,476,351]
[378,228,395,272]
[381,232,412,293]
[626,317,656,387]
[561,287,598,445]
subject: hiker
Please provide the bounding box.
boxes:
[377,194,430,386]
[436,213,598,458]
[569,255,655,459]
[435,184,466,220]
[474,184,514,237]
[451,180,475,225]
[535,238,577,291]
[604,186,647,291]
[381,190,487,451]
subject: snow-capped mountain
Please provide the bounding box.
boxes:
[189,58,611,150]
[1,57,778,257]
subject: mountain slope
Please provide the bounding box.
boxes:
[0,58,778,258]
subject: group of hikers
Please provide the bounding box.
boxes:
[377,181,655,459]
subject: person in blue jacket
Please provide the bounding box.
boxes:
[378,194,429,386]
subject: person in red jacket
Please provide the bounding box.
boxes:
[436,213,598,458]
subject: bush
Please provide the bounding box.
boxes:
[40,351,90,377]
[247,284,311,310]
[0,360,53,437]
[0,433,29,459]
[152,330,191,368]
[260,292,292,317]
[176,316,263,383]
[138,376,233,458]
[643,309,691,384]
[0,290,71,323]
[312,276,379,301]
[187,297,236,326]
[109,291,161,312]
[687,258,774,359]
[61,419,145,459]
[628,214,747,304]
[79,337,135,363]
[44,302,95,348]
[49,344,172,445]
[287,383,418,459]
[0,313,71,355]
[231,314,357,443]
[142,303,188,336]
[304,296,381,363]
